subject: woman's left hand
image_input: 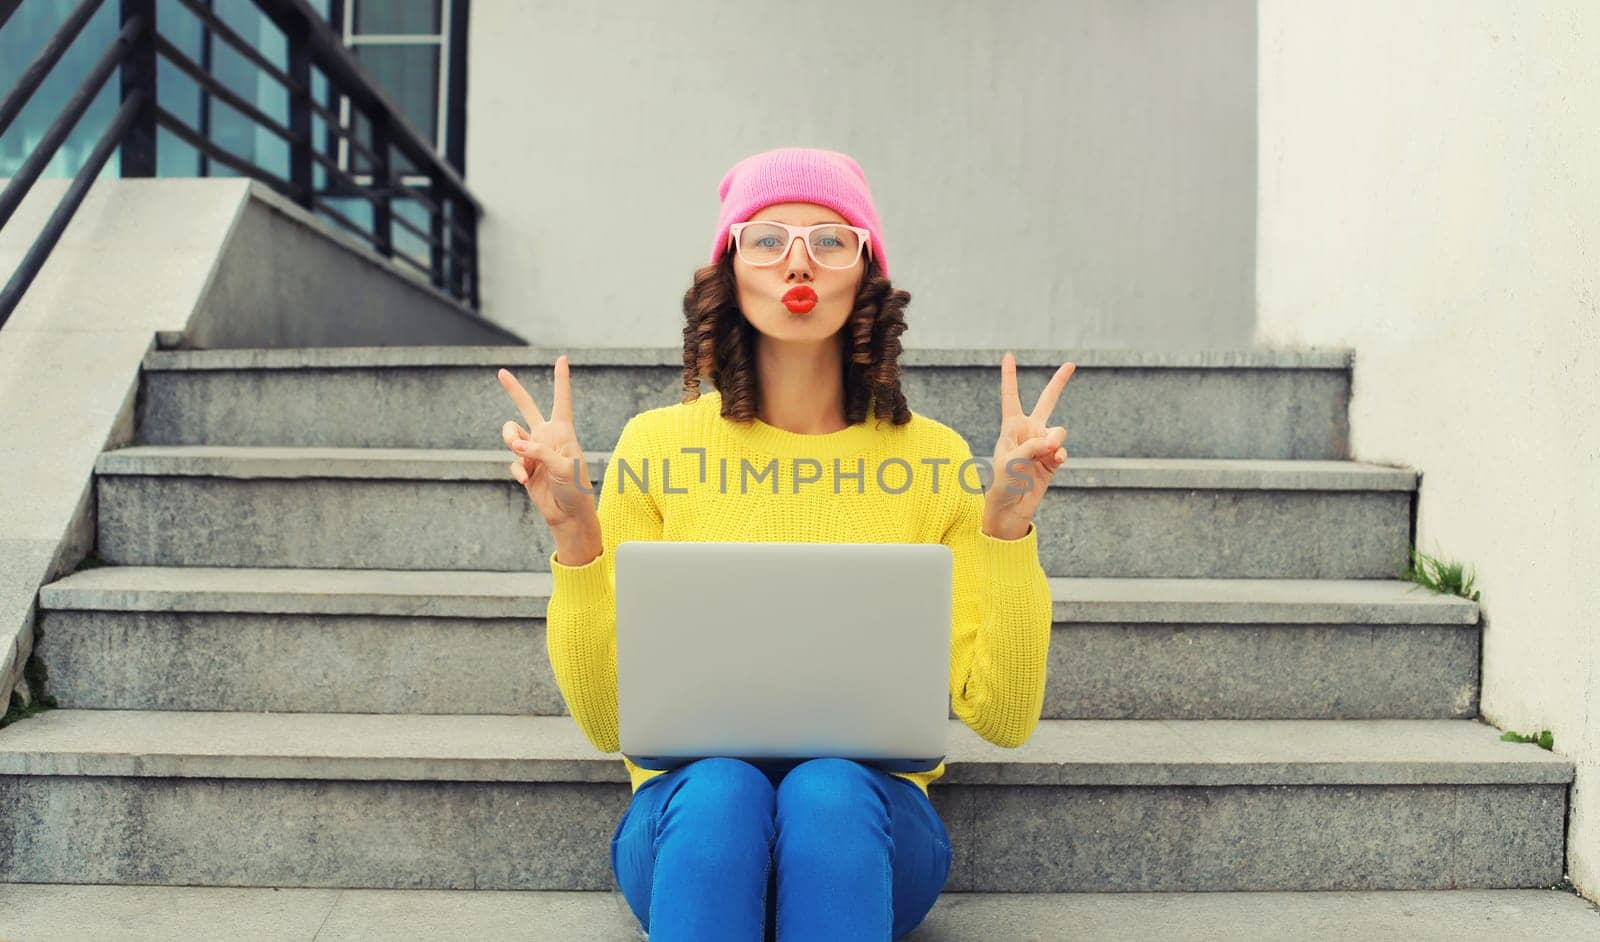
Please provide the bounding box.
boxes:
[981,353,1076,539]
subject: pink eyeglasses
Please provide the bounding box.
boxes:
[728,221,874,270]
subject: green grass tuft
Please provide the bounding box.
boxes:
[1500,728,1555,751]
[1398,545,1482,602]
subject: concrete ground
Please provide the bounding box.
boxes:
[1,885,1598,940]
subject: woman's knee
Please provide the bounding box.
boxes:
[775,757,880,816]
[667,757,777,815]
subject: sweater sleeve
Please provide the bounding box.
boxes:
[544,414,664,753]
[941,440,1055,749]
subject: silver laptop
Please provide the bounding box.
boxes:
[614,540,953,774]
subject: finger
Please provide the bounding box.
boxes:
[552,355,574,425]
[1026,436,1061,460]
[509,460,528,485]
[498,368,547,429]
[513,439,543,466]
[509,432,543,463]
[1002,437,1052,469]
[1006,423,1064,460]
[501,420,529,450]
[518,440,573,483]
[1029,362,1076,425]
[1000,352,1023,419]
[1013,435,1067,469]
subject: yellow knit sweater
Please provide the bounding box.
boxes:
[544,388,1053,797]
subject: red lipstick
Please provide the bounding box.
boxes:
[782,285,817,314]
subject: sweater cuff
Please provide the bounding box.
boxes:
[549,544,615,600]
[976,520,1043,584]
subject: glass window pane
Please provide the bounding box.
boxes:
[216,0,286,66]
[207,94,289,181]
[157,124,202,176]
[393,197,433,267]
[354,0,440,35]
[311,67,331,188]
[353,44,439,144]
[158,0,205,64]
[0,0,119,177]
[154,21,202,126]
[319,196,375,246]
[393,142,421,177]
[349,109,372,175]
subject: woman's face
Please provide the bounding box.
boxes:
[731,201,865,343]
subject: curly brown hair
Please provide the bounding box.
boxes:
[679,249,914,428]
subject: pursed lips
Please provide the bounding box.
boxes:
[781,285,818,313]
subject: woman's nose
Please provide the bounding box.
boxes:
[785,236,813,271]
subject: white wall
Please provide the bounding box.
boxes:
[465,0,1256,351]
[1257,0,1600,898]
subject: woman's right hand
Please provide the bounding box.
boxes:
[497,356,599,535]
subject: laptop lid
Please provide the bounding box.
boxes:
[614,540,952,774]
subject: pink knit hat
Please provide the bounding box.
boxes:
[710,147,889,278]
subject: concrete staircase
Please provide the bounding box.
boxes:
[2,344,1593,939]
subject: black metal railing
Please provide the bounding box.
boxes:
[0,0,481,329]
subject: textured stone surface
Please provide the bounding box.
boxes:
[34,568,1481,718]
[142,346,1353,369]
[2,884,1595,941]
[0,712,1572,787]
[34,609,564,715]
[0,177,516,766]
[0,711,1572,891]
[137,348,1352,459]
[95,448,1417,490]
[0,775,626,889]
[940,782,1568,892]
[38,567,1479,623]
[34,609,1479,720]
[1044,621,1480,719]
[0,539,57,713]
[0,775,1568,893]
[92,453,1414,577]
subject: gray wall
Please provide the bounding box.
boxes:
[466,0,1256,351]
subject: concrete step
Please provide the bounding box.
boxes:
[0,711,1571,892]
[136,345,1353,460]
[36,568,1480,719]
[1,884,1596,941]
[92,446,1415,578]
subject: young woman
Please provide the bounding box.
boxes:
[498,147,1074,941]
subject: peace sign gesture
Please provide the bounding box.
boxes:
[980,353,1076,540]
[497,356,600,536]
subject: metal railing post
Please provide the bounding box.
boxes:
[117,0,157,176]
[429,176,446,289]
[370,110,393,259]
[285,13,313,206]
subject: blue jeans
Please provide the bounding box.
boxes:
[610,756,953,941]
